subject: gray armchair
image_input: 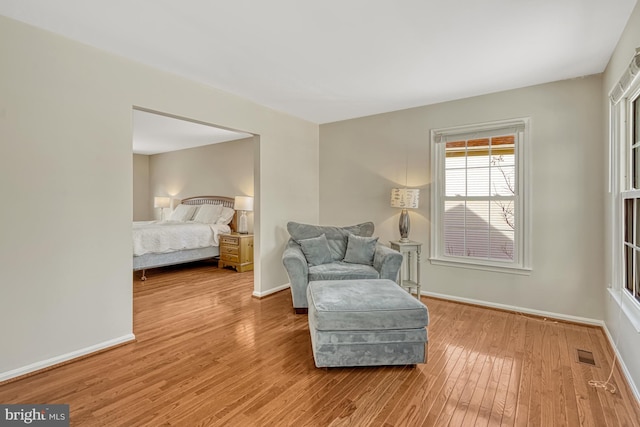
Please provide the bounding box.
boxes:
[282,221,403,313]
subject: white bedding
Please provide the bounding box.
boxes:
[133,221,231,256]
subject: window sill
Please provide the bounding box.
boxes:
[607,287,640,333]
[429,257,532,275]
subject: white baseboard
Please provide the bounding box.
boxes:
[601,323,640,403]
[253,283,290,298]
[422,291,603,326]
[0,333,136,383]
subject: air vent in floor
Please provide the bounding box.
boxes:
[577,349,596,366]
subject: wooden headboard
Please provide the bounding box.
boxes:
[181,196,237,231]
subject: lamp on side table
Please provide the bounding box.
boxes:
[234,195,253,234]
[390,188,419,242]
[154,196,170,221]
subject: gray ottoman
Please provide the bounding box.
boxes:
[307,279,429,368]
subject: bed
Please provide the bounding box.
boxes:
[133,196,236,280]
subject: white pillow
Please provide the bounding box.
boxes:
[216,206,235,225]
[193,204,223,224]
[169,204,197,222]
[190,205,202,219]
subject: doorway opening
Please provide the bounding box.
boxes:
[131,107,259,306]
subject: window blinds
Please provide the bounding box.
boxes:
[433,123,524,144]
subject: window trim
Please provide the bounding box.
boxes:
[609,49,640,330]
[430,117,532,274]
[607,286,640,333]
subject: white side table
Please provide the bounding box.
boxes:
[389,240,422,299]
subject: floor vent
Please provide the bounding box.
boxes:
[577,349,596,366]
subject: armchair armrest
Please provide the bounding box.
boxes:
[282,240,310,309]
[373,244,403,282]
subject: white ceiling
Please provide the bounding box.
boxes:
[0,0,637,125]
[132,110,252,155]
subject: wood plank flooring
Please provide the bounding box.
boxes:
[1,263,639,426]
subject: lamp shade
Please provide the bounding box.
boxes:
[390,188,419,209]
[154,196,170,209]
[234,196,254,211]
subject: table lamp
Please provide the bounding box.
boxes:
[234,196,253,234]
[390,188,419,242]
[154,196,170,221]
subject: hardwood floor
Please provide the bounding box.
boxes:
[1,263,639,426]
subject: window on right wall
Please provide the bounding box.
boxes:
[609,48,640,329]
[621,89,640,303]
[430,118,531,274]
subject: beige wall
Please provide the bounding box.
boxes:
[0,16,319,379]
[133,138,254,223]
[148,138,255,228]
[602,1,640,398]
[132,154,150,220]
[320,75,604,320]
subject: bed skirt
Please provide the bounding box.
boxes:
[133,246,220,271]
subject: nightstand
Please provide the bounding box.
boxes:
[389,239,422,299]
[219,233,254,272]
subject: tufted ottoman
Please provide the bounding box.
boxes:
[307,279,429,368]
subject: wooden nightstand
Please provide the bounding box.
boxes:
[219,233,254,272]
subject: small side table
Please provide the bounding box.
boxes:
[219,233,254,272]
[389,240,422,299]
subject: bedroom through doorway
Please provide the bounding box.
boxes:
[131,107,258,298]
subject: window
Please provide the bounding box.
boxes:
[621,91,640,303]
[609,49,640,330]
[430,118,531,273]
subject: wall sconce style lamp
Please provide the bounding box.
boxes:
[234,196,254,234]
[390,188,420,242]
[154,196,170,221]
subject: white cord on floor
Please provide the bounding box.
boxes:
[588,364,617,394]
[588,284,624,395]
[515,311,559,324]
